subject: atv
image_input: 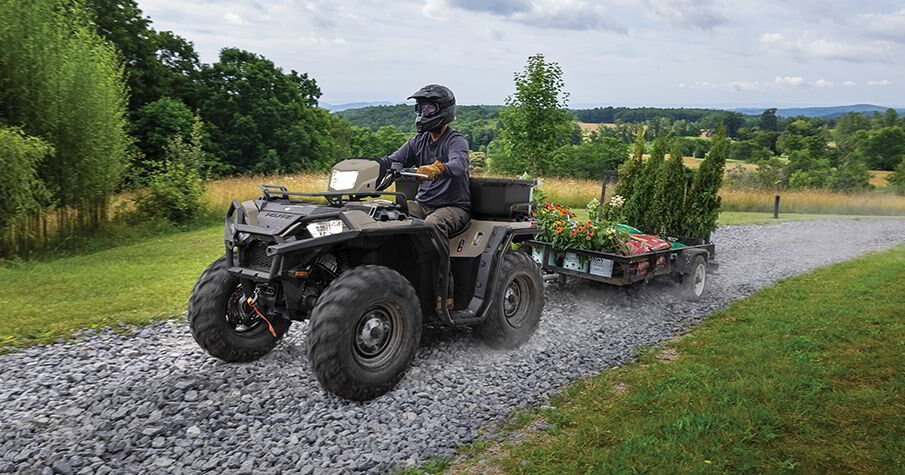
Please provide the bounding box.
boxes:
[188,159,544,400]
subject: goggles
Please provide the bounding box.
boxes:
[415,102,439,117]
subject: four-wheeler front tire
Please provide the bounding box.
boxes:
[475,251,545,349]
[679,254,708,300]
[188,256,291,362]
[308,265,423,401]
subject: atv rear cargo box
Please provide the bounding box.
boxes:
[396,176,535,218]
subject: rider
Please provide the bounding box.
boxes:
[381,84,471,246]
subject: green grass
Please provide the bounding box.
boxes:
[718,211,905,226]
[452,245,905,474]
[0,225,223,349]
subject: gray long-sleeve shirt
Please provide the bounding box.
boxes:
[382,128,471,210]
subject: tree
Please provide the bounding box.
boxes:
[0,0,131,244]
[635,135,668,232]
[759,108,779,132]
[729,140,772,163]
[648,139,690,236]
[132,97,195,174]
[829,159,871,192]
[547,139,629,179]
[614,127,645,214]
[685,125,728,240]
[849,126,905,171]
[834,112,871,153]
[888,156,905,195]
[0,127,53,257]
[197,48,330,173]
[84,0,201,111]
[494,54,574,175]
[135,120,206,223]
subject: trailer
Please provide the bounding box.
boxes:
[525,239,717,300]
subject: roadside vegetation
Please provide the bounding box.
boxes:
[3,0,904,261]
[444,245,905,474]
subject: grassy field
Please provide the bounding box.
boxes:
[203,172,905,215]
[0,226,223,348]
[446,245,905,474]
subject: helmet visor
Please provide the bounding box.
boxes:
[415,102,439,117]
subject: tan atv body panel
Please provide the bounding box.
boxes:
[450,220,534,258]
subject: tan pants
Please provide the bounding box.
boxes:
[407,201,471,240]
[408,201,470,302]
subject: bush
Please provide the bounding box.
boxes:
[648,140,690,236]
[546,139,629,179]
[0,127,53,256]
[729,140,772,163]
[888,157,905,195]
[685,125,728,240]
[829,159,872,192]
[135,121,206,224]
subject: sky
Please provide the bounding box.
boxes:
[139,0,905,108]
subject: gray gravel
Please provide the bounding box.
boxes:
[1,219,904,474]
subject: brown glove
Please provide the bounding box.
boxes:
[416,160,445,181]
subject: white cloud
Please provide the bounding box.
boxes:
[680,76,844,92]
[759,32,893,63]
[856,8,905,42]
[842,80,857,87]
[642,0,728,30]
[867,79,893,86]
[775,76,805,87]
[223,12,245,25]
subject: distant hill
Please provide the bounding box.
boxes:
[337,104,502,132]
[321,101,395,112]
[732,104,904,118]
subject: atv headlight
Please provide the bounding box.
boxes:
[306,219,346,238]
[330,170,358,191]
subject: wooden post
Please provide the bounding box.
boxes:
[600,170,617,205]
[773,192,781,219]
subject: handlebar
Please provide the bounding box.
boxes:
[377,164,428,191]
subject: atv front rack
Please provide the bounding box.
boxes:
[259,184,410,213]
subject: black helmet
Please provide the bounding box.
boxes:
[408,84,456,133]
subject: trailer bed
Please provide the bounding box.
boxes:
[526,239,716,287]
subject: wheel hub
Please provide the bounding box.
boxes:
[355,310,392,357]
[504,282,522,317]
[503,276,530,328]
[226,286,262,332]
[693,263,706,296]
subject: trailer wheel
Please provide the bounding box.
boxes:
[680,255,708,300]
[308,265,422,401]
[476,252,545,349]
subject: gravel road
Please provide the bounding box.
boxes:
[2,220,904,474]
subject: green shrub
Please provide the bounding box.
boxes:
[888,157,905,195]
[547,139,629,179]
[829,159,872,192]
[728,140,772,163]
[648,140,690,236]
[135,121,206,224]
[0,127,53,256]
[684,125,727,240]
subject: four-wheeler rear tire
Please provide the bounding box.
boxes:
[188,256,291,362]
[475,251,545,349]
[308,265,422,401]
[679,254,708,300]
